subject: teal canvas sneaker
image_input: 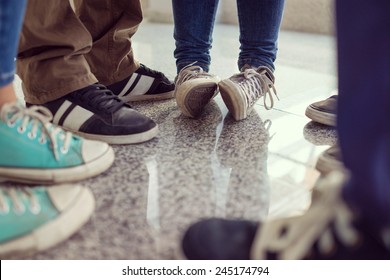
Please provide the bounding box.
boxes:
[0,102,115,184]
[0,184,95,258]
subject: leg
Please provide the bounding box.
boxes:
[17,0,97,105]
[236,0,285,71]
[217,0,284,121]
[172,0,219,73]
[0,0,26,106]
[75,0,175,102]
[172,0,221,118]
[73,0,141,85]
[16,0,158,144]
[337,0,390,231]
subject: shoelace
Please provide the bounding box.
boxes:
[0,188,40,215]
[74,84,126,113]
[0,103,73,160]
[233,68,278,110]
[176,62,215,86]
[251,174,359,259]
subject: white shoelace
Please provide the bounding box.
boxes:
[233,68,278,110]
[176,62,216,86]
[251,174,359,259]
[0,188,40,215]
[0,103,73,160]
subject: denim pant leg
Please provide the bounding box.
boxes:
[172,0,219,73]
[0,0,26,87]
[337,0,390,232]
[236,0,285,71]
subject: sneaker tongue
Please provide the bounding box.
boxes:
[240,64,254,72]
[240,65,275,83]
[258,67,275,83]
[74,84,126,113]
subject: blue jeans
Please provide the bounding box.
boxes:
[337,0,390,232]
[172,0,285,73]
[0,0,26,87]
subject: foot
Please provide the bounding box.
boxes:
[0,184,94,258]
[305,93,338,126]
[29,84,158,144]
[182,172,390,260]
[108,64,175,102]
[175,64,220,118]
[0,102,114,184]
[316,144,345,175]
[219,66,278,121]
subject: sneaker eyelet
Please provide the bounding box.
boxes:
[7,120,16,128]
[0,204,10,215]
[29,204,41,215]
[39,137,47,145]
[60,146,69,154]
[17,126,26,134]
[27,131,37,139]
[13,203,26,215]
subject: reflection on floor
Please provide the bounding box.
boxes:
[15,22,338,259]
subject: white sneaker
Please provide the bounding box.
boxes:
[175,64,220,118]
[219,66,278,121]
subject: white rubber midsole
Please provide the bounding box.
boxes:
[0,147,115,184]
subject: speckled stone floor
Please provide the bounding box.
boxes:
[12,22,338,259]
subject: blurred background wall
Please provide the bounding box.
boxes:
[141,0,334,35]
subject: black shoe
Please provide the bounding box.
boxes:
[29,84,158,144]
[305,94,338,126]
[107,64,175,102]
[182,173,390,260]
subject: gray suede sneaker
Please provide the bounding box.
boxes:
[306,93,338,126]
[219,66,278,121]
[175,64,220,118]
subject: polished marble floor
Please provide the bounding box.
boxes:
[14,22,338,259]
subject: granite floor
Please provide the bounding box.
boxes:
[13,22,338,259]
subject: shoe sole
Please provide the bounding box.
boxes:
[305,106,336,126]
[176,82,218,118]
[219,80,250,121]
[66,125,158,145]
[0,185,94,258]
[0,146,115,184]
[315,152,345,175]
[121,90,175,102]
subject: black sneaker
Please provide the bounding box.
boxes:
[182,172,390,260]
[28,84,158,144]
[107,64,175,102]
[305,93,338,126]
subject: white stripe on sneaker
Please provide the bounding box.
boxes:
[63,105,94,130]
[128,75,154,96]
[53,100,71,124]
[118,74,138,97]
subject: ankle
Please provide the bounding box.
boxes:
[0,83,18,108]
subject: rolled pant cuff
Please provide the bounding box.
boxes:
[23,74,98,105]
